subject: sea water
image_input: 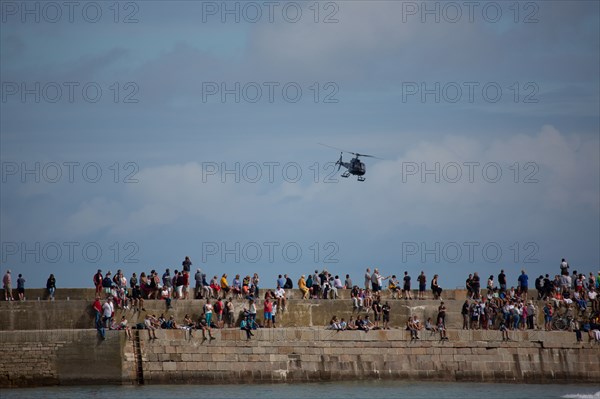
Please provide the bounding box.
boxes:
[1,381,599,399]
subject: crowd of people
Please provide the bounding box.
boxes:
[3,257,600,343]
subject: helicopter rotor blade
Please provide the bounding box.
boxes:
[318,142,346,152]
[354,153,382,159]
[319,143,382,160]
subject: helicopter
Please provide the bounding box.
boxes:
[319,143,380,182]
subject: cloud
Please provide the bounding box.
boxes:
[56,126,597,240]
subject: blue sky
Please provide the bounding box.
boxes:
[1,1,599,288]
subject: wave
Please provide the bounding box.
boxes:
[562,393,600,399]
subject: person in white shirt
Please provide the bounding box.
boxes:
[274,285,286,311]
[102,297,114,329]
[588,287,598,312]
[330,275,343,299]
[364,268,371,290]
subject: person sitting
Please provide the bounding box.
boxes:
[240,316,254,340]
[339,318,348,331]
[220,274,230,298]
[182,314,195,337]
[197,316,215,340]
[232,275,242,299]
[328,315,341,330]
[425,317,438,334]
[160,286,172,310]
[362,315,374,331]
[346,316,358,330]
[407,316,420,340]
[274,285,286,311]
[298,275,309,300]
[144,314,158,340]
[202,274,213,299]
[437,317,448,340]
[210,276,221,299]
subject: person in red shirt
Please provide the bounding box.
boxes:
[183,271,190,300]
[263,298,273,328]
[92,297,105,339]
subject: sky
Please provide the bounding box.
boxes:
[1,1,599,288]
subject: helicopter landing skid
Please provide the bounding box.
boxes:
[357,176,365,182]
[341,171,350,178]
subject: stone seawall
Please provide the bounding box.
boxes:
[130,328,600,384]
[0,330,125,387]
[0,292,546,331]
[1,328,599,388]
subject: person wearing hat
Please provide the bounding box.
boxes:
[3,270,12,301]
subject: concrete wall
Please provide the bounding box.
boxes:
[132,328,599,384]
[1,327,598,388]
[0,292,545,331]
[0,330,125,387]
[2,289,596,388]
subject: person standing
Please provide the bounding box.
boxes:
[527,300,536,330]
[560,258,569,276]
[162,269,172,298]
[472,272,481,300]
[382,302,391,330]
[129,273,138,290]
[203,299,213,328]
[93,297,105,339]
[16,273,26,301]
[498,269,507,293]
[371,268,380,292]
[102,297,114,329]
[3,270,13,301]
[46,274,56,300]
[417,271,427,300]
[461,300,470,330]
[182,256,192,273]
[518,270,529,296]
[437,301,447,326]
[194,269,203,299]
[181,257,192,300]
[364,268,371,290]
[311,270,320,299]
[263,298,273,328]
[402,271,412,300]
[252,273,260,299]
[431,274,442,299]
[93,269,103,296]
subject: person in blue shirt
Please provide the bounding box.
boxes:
[518,270,529,296]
